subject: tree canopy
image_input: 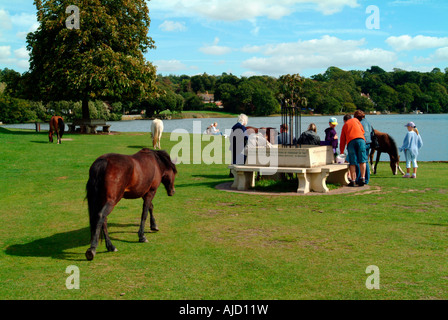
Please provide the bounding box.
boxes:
[2,65,448,124]
[24,0,157,119]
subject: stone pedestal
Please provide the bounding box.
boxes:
[246,145,334,168]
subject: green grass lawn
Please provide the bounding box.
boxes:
[1,126,448,300]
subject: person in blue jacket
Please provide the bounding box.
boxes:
[230,114,249,165]
[399,121,423,178]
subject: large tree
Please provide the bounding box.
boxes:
[25,0,157,119]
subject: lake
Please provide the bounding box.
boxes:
[2,113,447,161]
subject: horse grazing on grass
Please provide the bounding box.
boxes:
[49,116,65,144]
[369,129,405,175]
[85,148,177,261]
[151,119,164,149]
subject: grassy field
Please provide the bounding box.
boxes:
[1,126,448,300]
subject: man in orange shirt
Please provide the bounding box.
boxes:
[340,112,367,186]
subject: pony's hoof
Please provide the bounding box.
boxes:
[139,237,149,243]
[85,249,96,261]
[151,227,159,232]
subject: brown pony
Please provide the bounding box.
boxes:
[49,116,65,144]
[369,129,405,175]
[85,148,177,261]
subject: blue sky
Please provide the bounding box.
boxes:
[1,0,448,78]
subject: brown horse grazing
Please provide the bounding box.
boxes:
[369,129,405,175]
[49,116,65,144]
[85,148,177,261]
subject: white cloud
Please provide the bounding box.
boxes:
[159,20,187,32]
[16,59,30,70]
[16,22,39,39]
[14,47,29,60]
[10,12,37,28]
[150,0,360,21]
[241,45,262,53]
[241,36,396,76]
[0,9,12,29]
[153,59,187,72]
[434,47,448,61]
[386,35,448,51]
[199,37,232,55]
[0,46,12,59]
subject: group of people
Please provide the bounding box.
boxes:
[204,122,222,135]
[332,111,423,185]
[228,111,423,186]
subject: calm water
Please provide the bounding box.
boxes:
[2,114,447,161]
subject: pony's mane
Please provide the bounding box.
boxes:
[387,134,399,158]
[154,150,177,174]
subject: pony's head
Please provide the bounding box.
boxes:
[155,150,177,196]
[389,154,400,175]
[387,135,400,175]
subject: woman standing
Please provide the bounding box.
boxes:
[400,122,423,178]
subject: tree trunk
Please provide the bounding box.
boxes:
[82,99,90,120]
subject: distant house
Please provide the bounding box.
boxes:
[361,92,371,100]
[197,92,215,103]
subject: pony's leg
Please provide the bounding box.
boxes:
[86,202,115,261]
[369,149,375,167]
[149,200,159,232]
[138,193,157,243]
[138,199,149,243]
[102,217,117,252]
[57,131,61,144]
[374,152,381,174]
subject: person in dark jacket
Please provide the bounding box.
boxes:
[297,123,321,145]
[229,114,249,165]
[320,117,339,154]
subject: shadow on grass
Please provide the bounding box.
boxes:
[4,223,140,261]
[0,127,44,135]
[176,174,232,189]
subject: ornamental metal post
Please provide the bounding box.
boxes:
[278,74,307,148]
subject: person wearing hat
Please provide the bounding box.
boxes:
[321,117,339,155]
[399,122,423,178]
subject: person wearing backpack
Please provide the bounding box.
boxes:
[354,110,373,185]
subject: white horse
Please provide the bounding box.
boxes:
[151,119,164,149]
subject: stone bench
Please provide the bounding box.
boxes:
[68,120,110,134]
[228,164,349,194]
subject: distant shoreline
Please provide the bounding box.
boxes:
[122,111,412,121]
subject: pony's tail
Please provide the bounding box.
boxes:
[58,118,65,138]
[86,158,107,239]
